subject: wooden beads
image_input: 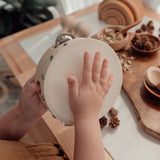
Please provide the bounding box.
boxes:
[61,15,76,32]
[60,15,91,38]
[74,21,91,37]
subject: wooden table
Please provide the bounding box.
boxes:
[0,3,160,160]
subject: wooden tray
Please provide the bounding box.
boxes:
[93,33,160,139]
[122,44,160,140]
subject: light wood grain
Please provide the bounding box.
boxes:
[21,118,58,144]
[122,42,160,139]
[0,37,35,83]
[94,31,160,139]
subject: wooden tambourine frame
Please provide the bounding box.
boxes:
[35,33,123,125]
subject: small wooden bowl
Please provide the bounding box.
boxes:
[144,79,160,99]
[97,26,129,51]
[144,65,160,99]
[131,34,160,56]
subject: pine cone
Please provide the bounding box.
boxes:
[99,116,108,128]
[109,117,120,128]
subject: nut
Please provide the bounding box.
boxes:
[132,34,156,51]
[148,29,154,34]
[141,24,147,31]
[136,29,143,33]
[117,53,135,73]
[147,20,153,27]
[109,117,120,128]
[99,116,108,128]
[101,28,125,43]
[148,25,154,30]
[144,41,153,50]
[109,107,118,117]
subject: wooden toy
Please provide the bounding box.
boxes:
[98,0,144,25]
[74,21,91,37]
[60,15,77,32]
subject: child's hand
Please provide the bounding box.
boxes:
[67,52,113,121]
[19,76,47,121]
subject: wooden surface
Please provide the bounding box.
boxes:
[0,2,160,160]
[0,37,36,86]
[94,31,160,139]
[122,42,160,139]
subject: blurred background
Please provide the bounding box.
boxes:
[0,0,102,38]
[0,0,160,38]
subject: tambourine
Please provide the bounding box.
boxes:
[35,33,123,125]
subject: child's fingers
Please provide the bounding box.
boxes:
[100,59,108,86]
[22,82,41,99]
[67,76,78,100]
[24,75,35,88]
[92,52,101,83]
[82,52,92,84]
[104,74,113,94]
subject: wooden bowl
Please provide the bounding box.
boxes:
[144,79,160,99]
[131,34,160,56]
[144,65,160,99]
[97,26,129,51]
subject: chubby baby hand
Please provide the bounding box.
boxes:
[67,52,113,121]
[18,76,47,121]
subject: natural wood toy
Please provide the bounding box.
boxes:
[74,21,91,37]
[60,15,91,37]
[60,15,77,32]
[98,0,144,25]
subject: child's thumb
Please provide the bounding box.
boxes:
[67,76,78,99]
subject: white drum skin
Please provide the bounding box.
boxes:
[35,38,123,125]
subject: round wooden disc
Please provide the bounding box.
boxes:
[37,38,122,125]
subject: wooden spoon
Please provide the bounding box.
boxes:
[118,19,142,35]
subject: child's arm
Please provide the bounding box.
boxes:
[67,52,113,160]
[0,77,46,140]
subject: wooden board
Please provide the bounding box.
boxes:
[92,33,160,139]
[122,47,160,139]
